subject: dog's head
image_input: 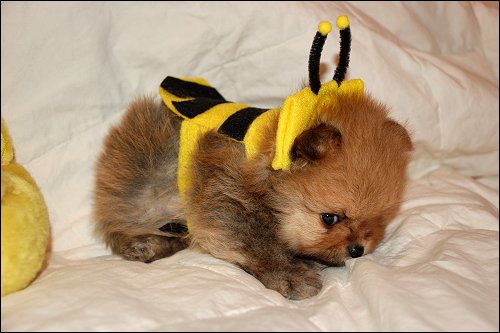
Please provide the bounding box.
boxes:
[272,92,412,265]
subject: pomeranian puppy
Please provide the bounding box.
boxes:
[93,18,412,300]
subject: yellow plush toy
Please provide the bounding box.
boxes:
[1,117,50,297]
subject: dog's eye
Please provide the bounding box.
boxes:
[320,213,345,226]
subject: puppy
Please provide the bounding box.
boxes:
[93,19,412,300]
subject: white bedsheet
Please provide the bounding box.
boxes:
[1,2,498,331]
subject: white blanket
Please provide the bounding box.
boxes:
[1,2,498,331]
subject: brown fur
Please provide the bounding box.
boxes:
[93,97,188,262]
[93,90,412,299]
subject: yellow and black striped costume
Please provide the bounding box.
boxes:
[159,16,364,203]
[159,76,280,201]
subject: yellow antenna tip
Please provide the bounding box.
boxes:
[336,15,350,30]
[318,21,332,36]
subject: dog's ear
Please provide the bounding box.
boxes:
[291,123,342,164]
[384,120,413,151]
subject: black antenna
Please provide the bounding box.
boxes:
[308,21,332,95]
[333,16,351,85]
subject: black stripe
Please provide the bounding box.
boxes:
[172,98,229,118]
[218,107,268,141]
[161,76,226,100]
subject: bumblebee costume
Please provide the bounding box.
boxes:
[159,16,364,202]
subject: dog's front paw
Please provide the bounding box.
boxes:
[257,263,323,300]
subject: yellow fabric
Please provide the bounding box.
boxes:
[272,79,364,170]
[1,118,49,297]
[1,118,13,166]
[318,21,332,36]
[336,15,350,30]
[272,87,319,170]
[244,108,280,159]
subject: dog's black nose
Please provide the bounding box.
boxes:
[348,244,364,258]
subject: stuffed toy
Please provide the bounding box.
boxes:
[160,16,363,202]
[1,117,50,297]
